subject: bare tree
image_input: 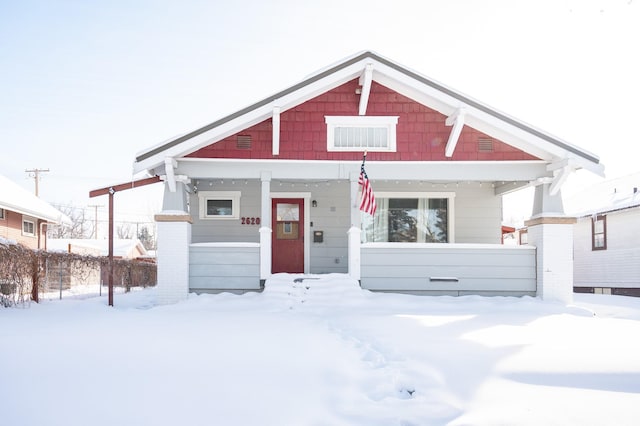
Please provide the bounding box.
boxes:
[116,223,133,239]
[137,225,156,250]
[48,204,91,239]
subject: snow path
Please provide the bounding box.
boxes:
[2,277,640,425]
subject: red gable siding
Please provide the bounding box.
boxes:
[187,80,538,162]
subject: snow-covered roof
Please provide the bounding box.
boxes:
[47,238,149,258]
[565,171,640,217]
[0,173,71,224]
[133,50,603,178]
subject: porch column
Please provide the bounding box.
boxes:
[259,172,272,281]
[155,181,191,304]
[525,183,576,304]
[348,171,361,280]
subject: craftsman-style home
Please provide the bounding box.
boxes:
[132,51,603,304]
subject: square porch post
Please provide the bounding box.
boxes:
[259,172,272,282]
[525,183,576,303]
[348,171,361,280]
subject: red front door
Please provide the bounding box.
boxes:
[272,198,304,273]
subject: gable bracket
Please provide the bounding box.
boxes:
[164,157,178,192]
[444,107,466,157]
[549,165,574,196]
[358,63,374,116]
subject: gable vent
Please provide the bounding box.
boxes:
[237,135,252,149]
[478,138,494,152]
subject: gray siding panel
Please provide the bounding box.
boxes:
[361,244,536,295]
[189,244,260,290]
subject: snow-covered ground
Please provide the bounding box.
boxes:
[2,274,640,426]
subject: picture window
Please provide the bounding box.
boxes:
[198,191,241,220]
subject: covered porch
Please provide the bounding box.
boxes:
[154,157,565,302]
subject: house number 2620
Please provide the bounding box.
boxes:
[241,217,261,225]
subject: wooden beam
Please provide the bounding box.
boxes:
[358,63,373,116]
[445,108,465,157]
[89,175,162,198]
[272,106,280,156]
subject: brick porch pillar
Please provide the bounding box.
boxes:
[154,181,192,304]
[525,183,576,304]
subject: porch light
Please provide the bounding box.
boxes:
[312,200,317,207]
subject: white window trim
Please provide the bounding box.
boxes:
[369,191,456,243]
[325,116,398,152]
[22,216,36,237]
[198,191,241,220]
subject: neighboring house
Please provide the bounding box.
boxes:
[132,51,603,304]
[46,238,151,289]
[0,173,69,250]
[569,173,640,296]
[47,238,149,259]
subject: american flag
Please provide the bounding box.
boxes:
[359,157,376,216]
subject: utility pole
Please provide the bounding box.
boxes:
[88,204,103,239]
[25,168,50,196]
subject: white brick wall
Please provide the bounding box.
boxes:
[156,220,191,305]
[528,222,574,303]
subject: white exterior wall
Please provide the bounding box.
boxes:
[574,208,640,288]
[527,221,574,303]
[156,220,191,304]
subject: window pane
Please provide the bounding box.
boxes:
[388,198,418,242]
[424,199,448,243]
[207,199,233,216]
[594,219,604,234]
[277,203,299,221]
[594,234,605,248]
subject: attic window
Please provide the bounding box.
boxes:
[478,138,494,152]
[237,135,252,149]
[326,116,398,152]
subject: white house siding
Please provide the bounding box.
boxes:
[574,209,640,289]
[361,243,536,296]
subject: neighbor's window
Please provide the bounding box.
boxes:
[326,116,398,152]
[198,191,241,220]
[0,208,4,220]
[592,214,607,250]
[361,192,454,243]
[22,217,35,237]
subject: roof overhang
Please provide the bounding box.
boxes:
[133,51,604,180]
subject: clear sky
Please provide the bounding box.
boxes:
[1,0,638,229]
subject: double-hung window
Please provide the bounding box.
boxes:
[0,208,4,220]
[326,116,398,152]
[361,192,454,243]
[22,216,36,237]
[198,191,241,220]
[592,214,606,250]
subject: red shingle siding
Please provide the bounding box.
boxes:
[186,80,539,162]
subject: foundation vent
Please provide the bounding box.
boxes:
[237,135,252,149]
[478,138,494,152]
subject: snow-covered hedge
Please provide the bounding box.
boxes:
[0,239,156,307]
